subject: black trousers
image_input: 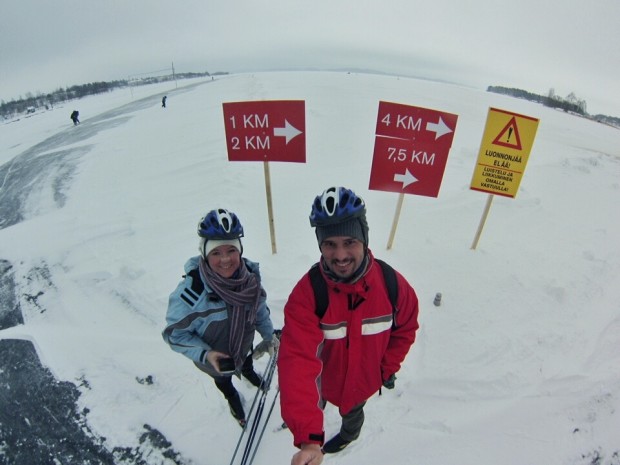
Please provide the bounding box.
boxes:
[339,401,366,441]
[213,354,258,399]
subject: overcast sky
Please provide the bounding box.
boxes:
[2,0,619,116]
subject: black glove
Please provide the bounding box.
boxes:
[383,374,396,389]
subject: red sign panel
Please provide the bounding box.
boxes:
[369,101,458,197]
[222,100,306,162]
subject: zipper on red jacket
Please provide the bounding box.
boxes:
[346,293,366,349]
[347,293,365,310]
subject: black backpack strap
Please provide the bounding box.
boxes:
[180,268,205,307]
[308,263,329,319]
[186,268,205,295]
[375,259,399,328]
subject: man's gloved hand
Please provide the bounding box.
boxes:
[253,336,280,360]
[382,373,397,389]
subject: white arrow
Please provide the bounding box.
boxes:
[274,120,302,144]
[394,169,419,189]
[426,116,453,140]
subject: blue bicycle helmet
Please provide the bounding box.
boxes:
[310,187,369,246]
[197,208,244,239]
[309,186,366,227]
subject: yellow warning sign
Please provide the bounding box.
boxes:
[470,107,539,198]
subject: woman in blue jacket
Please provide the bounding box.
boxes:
[163,208,278,426]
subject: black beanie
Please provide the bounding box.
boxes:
[316,217,368,246]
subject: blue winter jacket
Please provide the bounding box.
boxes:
[162,256,274,377]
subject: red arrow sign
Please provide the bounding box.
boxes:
[223,100,306,162]
[369,102,458,197]
[375,101,458,149]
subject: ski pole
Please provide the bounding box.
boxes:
[229,354,276,465]
[230,352,278,465]
[240,391,267,464]
[240,351,278,465]
[246,386,280,465]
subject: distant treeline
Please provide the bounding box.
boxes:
[0,71,224,120]
[487,85,620,128]
[3,75,618,129]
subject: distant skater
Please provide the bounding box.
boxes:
[70,110,80,125]
[162,96,167,108]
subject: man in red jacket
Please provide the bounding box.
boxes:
[278,186,420,465]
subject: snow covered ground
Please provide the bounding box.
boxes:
[1,72,619,465]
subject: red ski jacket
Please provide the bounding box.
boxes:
[278,251,419,447]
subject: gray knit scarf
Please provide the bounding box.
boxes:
[198,257,262,369]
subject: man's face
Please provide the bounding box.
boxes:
[320,236,365,279]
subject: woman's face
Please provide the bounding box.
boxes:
[207,244,241,278]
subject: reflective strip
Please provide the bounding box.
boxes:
[361,315,392,335]
[320,314,392,340]
[320,322,347,340]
